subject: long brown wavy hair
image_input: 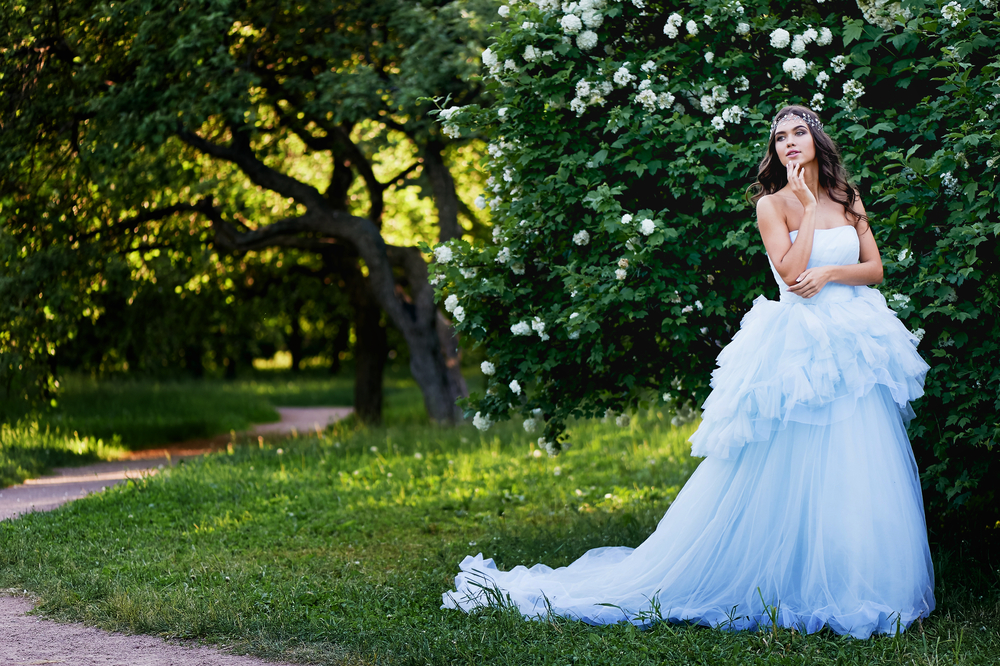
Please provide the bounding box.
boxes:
[746,105,868,233]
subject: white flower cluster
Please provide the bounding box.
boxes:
[721,104,745,124]
[816,71,830,89]
[509,379,521,395]
[473,411,492,431]
[481,361,496,375]
[498,4,510,17]
[554,0,605,51]
[434,245,453,263]
[573,229,591,245]
[736,22,750,35]
[782,57,809,81]
[810,92,825,109]
[941,171,960,196]
[663,13,683,38]
[770,28,791,48]
[445,294,459,313]
[438,106,464,139]
[532,316,549,340]
[613,66,636,87]
[571,78,612,115]
[734,75,749,92]
[842,79,865,109]
[942,1,965,27]
[831,55,848,73]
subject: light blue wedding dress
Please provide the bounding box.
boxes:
[443,226,935,638]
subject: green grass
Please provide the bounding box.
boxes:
[0,368,375,487]
[1,393,998,665]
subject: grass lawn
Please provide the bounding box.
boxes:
[1,375,998,665]
[0,367,421,487]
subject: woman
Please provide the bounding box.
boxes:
[443,106,935,638]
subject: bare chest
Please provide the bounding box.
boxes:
[781,197,851,232]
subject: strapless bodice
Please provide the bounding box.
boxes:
[767,226,860,305]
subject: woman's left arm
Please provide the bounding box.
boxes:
[788,196,883,298]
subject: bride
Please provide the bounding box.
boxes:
[442,105,935,638]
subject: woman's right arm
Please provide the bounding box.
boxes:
[757,166,818,286]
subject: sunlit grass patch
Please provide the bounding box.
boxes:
[2,408,998,665]
[0,422,127,488]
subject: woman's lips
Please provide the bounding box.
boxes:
[786,151,800,158]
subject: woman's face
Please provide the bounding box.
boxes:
[773,118,816,167]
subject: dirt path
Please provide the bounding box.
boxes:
[0,406,352,665]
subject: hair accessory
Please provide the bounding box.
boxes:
[771,111,823,135]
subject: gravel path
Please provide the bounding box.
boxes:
[0,406,352,665]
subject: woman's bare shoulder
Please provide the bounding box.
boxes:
[755,192,789,225]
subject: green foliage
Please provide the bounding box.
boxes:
[1,414,998,664]
[431,0,1000,532]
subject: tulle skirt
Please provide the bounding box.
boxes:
[443,288,935,638]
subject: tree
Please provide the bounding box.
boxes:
[433,0,1000,535]
[0,0,496,422]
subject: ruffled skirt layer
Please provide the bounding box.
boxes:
[443,288,935,638]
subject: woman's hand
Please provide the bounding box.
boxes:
[787,162,817,210]
[788,266,832,298]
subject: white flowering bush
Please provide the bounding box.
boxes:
[428,0,1000,533]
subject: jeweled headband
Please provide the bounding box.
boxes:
[771,111,824,135]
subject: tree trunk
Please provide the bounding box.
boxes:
[423,141,463,242]
[329,316,351,375]
[346,263,387,424]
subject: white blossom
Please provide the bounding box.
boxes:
[736,22,750,35]
[577,30,598,51]
[631,0,646,7]
[816,71,830,89]
[942,1,964,27]
[638,79,652,91]
[615,413,630,427]
[704,51,714,63]
[941,171,960,196]
[452,306,466,323]
[734,75,750,92]
[801,27,818,44]
[473,411,492,431]
[791,35,806,54]
[523,45,539,62]
[582,9,603,28]
[498,5,510,17]
[636,88,657,111]
[695,300,703,311]
[700,95,717,114]
[560,13,583,34]
[531,316,548,340]
[570,97,587,115]
[576,79,592,98]
[712,85,728,103]
[664,22,679,38]
[666,12,683,27]
[817,27,833,46]
[831,55,848,73]
[913,328,926,343]
[434,245,453,263]
[509,379,521,395]
[770,28,791,49]
[621,213,633,225]
[657,92,676,109]
[618,257,629,269]
[711,115,725,130]
[686,20,699,35]
[641,60,657,73]
[703,14,713,26]
[842,79,865,107]
[640,219,656,235]
[482,48,498,67]
[523,418,538,433]
[504,59,518,72]
[721,105,744,124]
[522,21,538,30]
[444,294,459,312]
[613,66,636,87]
[474,195,487,210]
[573,229,591,245]
[511,262,525,275]
[897,248,911,262]
[810,92,825,108]
[615,268,627,280]
[511,321,531,336]
[481,361,496,375]
[496,247,511,263]
[782,57,809,81]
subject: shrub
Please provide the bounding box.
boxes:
[428,0,1000,536]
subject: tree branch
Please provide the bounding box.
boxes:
[178,129,326,208]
